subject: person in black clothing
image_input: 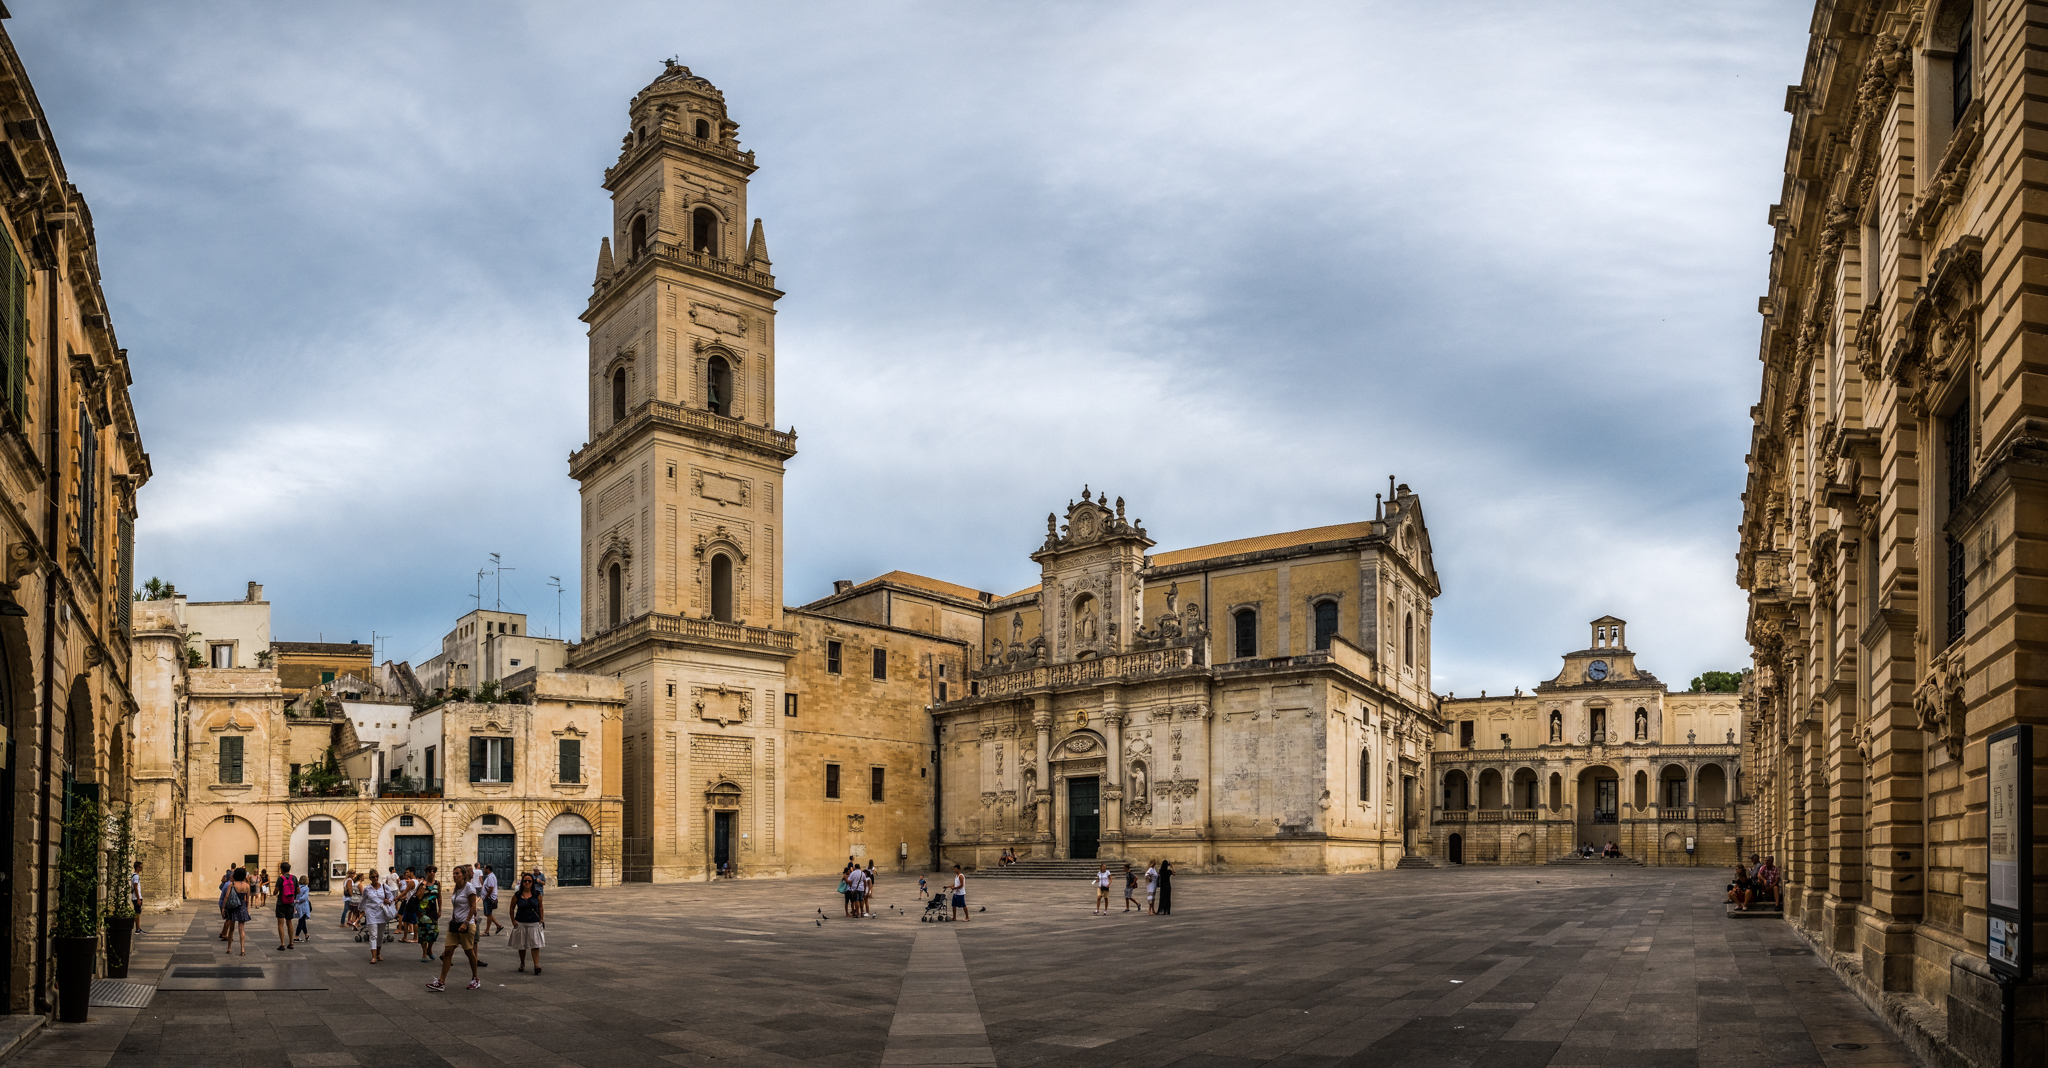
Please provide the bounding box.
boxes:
[1155,861,1174,915]
[508,873,546,974]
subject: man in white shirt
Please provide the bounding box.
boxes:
[950,865,968,922]
[429,864,485,991]
[480,866,503,935]
[130,862,146,933]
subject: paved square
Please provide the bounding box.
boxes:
[27,866,1917,1068]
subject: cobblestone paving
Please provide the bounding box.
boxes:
[14,866,1916,1068]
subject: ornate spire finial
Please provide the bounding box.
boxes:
[1374,492,1382,520]
[1082,485,1091,502]
[1115,496,1125,519]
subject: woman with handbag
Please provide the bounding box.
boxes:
[507,873,545,974]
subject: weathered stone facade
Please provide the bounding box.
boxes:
[0,24,155,1015]
[1431,619,1743,866]
[1742,5,2048,1065]
[919,488,1444,872]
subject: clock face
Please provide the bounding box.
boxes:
[1587,660,1609,681]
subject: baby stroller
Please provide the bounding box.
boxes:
[920,895,951,922]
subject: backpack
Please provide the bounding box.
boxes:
[279,874,296,901]
[223,883,243,910]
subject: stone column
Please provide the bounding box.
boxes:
[1102,687,1123,839]
[1032,697,1052,844]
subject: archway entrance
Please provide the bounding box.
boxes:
[1067,778,1100,859]
[1448,832,1463,864]
[705,779,741,878]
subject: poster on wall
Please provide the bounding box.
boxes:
[1986,725,2032,981]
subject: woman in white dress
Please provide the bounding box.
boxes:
[361,871,395,963]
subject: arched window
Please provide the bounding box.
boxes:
[1233,609,1257,659]
[1403,613,1414,667]
[606,563,623,629]
[1313,600,1339,652]
[695,119,710,139]
[1359,748,1371,802]
[1952,8,1973,124]
[612,368,628,423]
[629,214,647,260]
[692,207,718,256]
[706,356,732,417]
[710,553,733,623]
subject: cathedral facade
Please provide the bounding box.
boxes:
[564,65,1437,879]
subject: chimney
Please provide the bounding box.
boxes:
[246,582,263,602]
[832,580,853,595]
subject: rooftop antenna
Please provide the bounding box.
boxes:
[547,576,564,640]
[474,568,488,611]
[491,553,515,611]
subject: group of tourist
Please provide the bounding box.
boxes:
[1578,842,1623,858]
[838,859,878,917]
[1093,861,1173,915]
[1727,854,1781,911]
[215,858,551,989]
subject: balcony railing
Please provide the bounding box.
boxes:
[969,645,1199,700]
[571,399,797,475]
[1475,810,1504,822]
[1508,809,1539,822]
[1695,807,1727,822]
[574,611,797,666]
[378,779,444,799]
[1439,810,1470,823]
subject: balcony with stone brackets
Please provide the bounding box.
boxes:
[569,610,796,668]
[569,399,798,479]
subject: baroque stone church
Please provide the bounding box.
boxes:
[564,62,1441,879]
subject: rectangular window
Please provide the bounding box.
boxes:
[400,813,414,827]
[784,693,798,717]
[1946,406,1970,646]
[116,516,133,634]
[321,671,335,684]
[483,814,499,826]
[559,738,582,783]
[825,763,840,799]
[183,837,193,873]
[826,641,842,674]
[310,819,331,835]
[1954,13,1974,125]
[0,224,25,426]
[938,681,947,702]
[470,736,513,783]
[873,648,887,680]
[1458,721,1474,750]
[971,680,981,697]
[938,663,946,678]
[509,659,520,667]
[871,767,885,803]
[76,404,97,556]
[210,643,233,668]
[1235,610,1257,659]
[219,735,244,783]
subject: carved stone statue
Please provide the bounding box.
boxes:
[1635,708,1649,740]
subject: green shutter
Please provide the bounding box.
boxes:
[220,736,243,784]
[469,737,485,782]
[558,739,580,783]
[499,739,513,784]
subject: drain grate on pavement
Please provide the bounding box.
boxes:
[157,962,327,991]
[88,980,155,1008]
[171,966,264,979]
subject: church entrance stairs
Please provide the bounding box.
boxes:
[972,857,1128,880]
[1545,853,1645,867]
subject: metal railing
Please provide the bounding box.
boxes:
[378,779,444,799]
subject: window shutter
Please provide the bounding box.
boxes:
[220,736,243,784]
[499,738,513,784]
[0,228,21,427]
[469,737,485,783]
[559,739,580,783]
[116,515,133,634]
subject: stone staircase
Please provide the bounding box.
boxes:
[1546,853,1645,867]
[1395,855,1441,870]
[972,857,1129,880]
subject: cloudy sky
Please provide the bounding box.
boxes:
[12,1,1805,692]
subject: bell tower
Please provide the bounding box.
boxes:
[568,61,798,881]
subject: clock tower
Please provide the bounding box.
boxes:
[567,61,798,881]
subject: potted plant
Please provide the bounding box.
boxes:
[54,792,103,1022]
[102,803,143,978]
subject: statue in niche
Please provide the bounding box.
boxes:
[1635,708,1649,740]
[1549,712,1563,743]
[989,638,1005,667]
[1165,582,1179,615]
[1127,761,1150,820]
[1078,605,1098,642]
[1012,613,1024,644]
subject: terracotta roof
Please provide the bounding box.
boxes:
[865,570,987,603]
[1003,584,1042,600]
[1150,520,1373,567]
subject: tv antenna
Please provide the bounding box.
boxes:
[491,553,515,611]
[547,576,564,639]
